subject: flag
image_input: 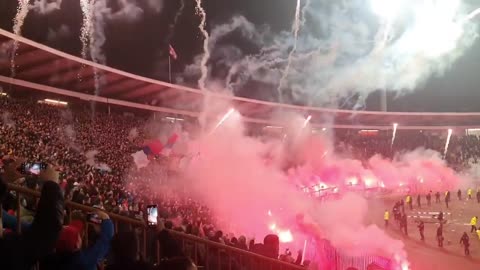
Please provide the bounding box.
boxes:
[132,151,150,169]
[161,133,179,157]
[146,139,164,155]
[169,44,178,60]
[166,133,179,147]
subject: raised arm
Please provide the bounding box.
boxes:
[23,180,64,260]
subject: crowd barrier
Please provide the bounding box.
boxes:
[1,183,305,270]
[0,183,396,270]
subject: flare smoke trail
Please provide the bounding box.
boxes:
[466,7,480,20]
[165,0,185,44]
[30,0,63,14]
[300,0,310,26]
[186,0,480,106]
[80,0,143,112]
[212,108,235,132]
[391,123,398,146]
[10,0,30,78]
[444,128,453,157]
[195,0,211,91]
[277,0,302,103]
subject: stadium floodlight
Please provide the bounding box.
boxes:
[44,99,68,105]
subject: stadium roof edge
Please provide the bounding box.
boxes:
[1,74,478,131]
[2,28,480,117]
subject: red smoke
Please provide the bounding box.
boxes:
[154,108,465,269]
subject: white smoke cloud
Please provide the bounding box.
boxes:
[30,0,63,15]
[184,0,480,106]
[85,149,112,172]
[108,0,144,22]
[89,0,144,65]
[166,0,184,42]
[1,112,15,128]
[128,127,139,141]
[47,24,71,42]
[174,105,415,267]
[146,0,164,14]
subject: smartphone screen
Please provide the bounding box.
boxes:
[87,213,102,224]
[147,205,158,226]
[29,163,41,175]
[21,162,47,175]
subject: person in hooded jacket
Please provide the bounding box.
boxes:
[106,231,152,270]
[40,210,114,270]
[0,164,64,270]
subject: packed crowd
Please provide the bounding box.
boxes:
[0,96,302,269]
[338,131,480,170]
[2,95,480,268]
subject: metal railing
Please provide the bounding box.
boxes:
[1,183,305,270]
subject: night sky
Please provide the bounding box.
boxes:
[1,0,480,112]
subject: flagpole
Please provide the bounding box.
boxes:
[168,55,172,83]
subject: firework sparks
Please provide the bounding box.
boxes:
[391,123,398,146]
[212,108,235,133]
[80,0,93,60]
[11,0,31,78]
[195,0,210,91]
[302,115,312,129]
[444,128,453,157]
[277,0,302,103]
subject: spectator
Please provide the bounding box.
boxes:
[106,231,152,270]
[0,165,64,270]
[417,221,425,241]
[426,191,432,206]
[40,210,114,270]
[437,225,444,248]
[460,232,470,256]
[236,235,248,250]
[470,216,478,233]
[155,257,197,270]
[384,210,389,228]
[157,220,184,259]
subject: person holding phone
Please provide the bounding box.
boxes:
[40,210,114,270]
[147,205,158,226]
[0,163,65,270]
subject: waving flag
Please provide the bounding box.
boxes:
[161,133,179,157]
[169,44,178,60]
[143,139,164,156]
[132,151,150,169]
